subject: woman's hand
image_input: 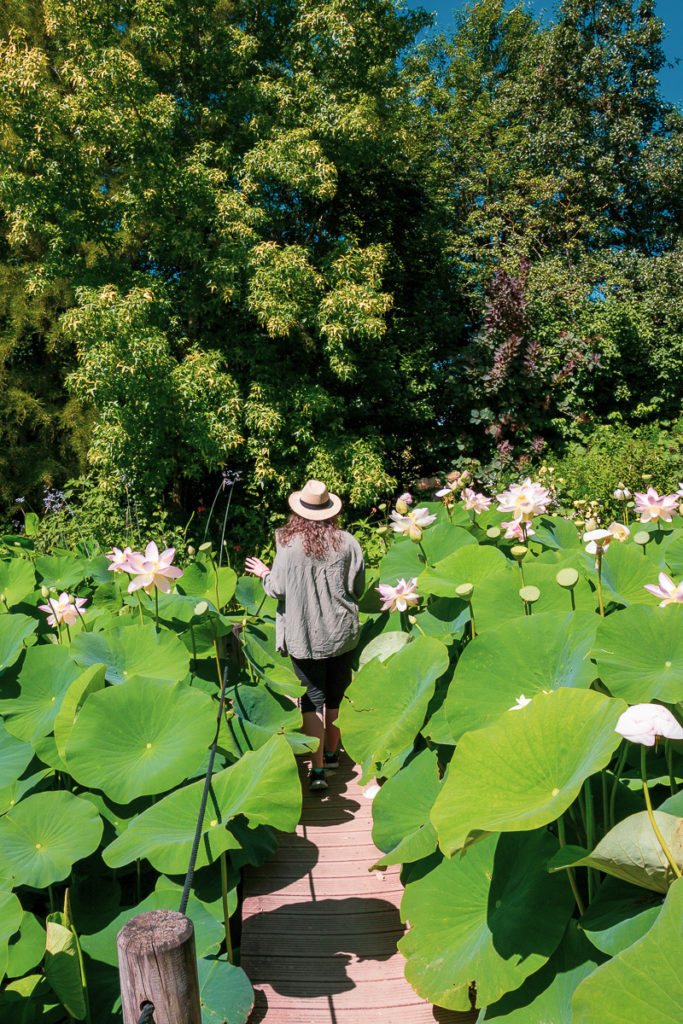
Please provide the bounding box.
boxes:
[245,556,270,579]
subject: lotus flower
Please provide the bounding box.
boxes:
[607,522,630,543]
[501,520,535,541]
[509,694,532,711]
[389,507,437,535]
[633,487,678,524]
[583,529,613,555]
[376,577,419,613]
[615,703,683,746]
[398,491,413,506]
[644,572,683,607]
[106,546,133,572]
[38,592,87,627]
[496,478,550,522]
[462,488,492,514]
[126,542,183,595]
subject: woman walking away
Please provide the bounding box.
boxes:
[245,480,365,792]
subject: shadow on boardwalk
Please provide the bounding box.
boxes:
[241,753,477,1024]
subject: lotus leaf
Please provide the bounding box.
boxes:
[235,575,277,616]
[103,734,300,873]
[242,621,301,697]
[482,921,605,1022]
[399,830,573,1011]
[531,517,583,551]
[593,604,683,703]
[579,877,662,956]
[471,561,594,633]
[420,520,476,564]
[0,614,37,676]
[53,664,107,762]
[582,541,661,607]
[178,563,236,607]
[0,791,103,887]
[198,955,255,1024]
[34,554,90,590]
[550,811,683,894]
[431,688,626,854]
[357,631,409,669]
[338,636,449,784]
[45,917,87,1020]
[0,645,81,743]
[71,622,189,685]
[220,679,316,757]
[0,768,51,816]
[371,749,440,867]
[410,596,470,642]
[6,913,46,979]
[444,611,599,742]
[571,876,683,1023]
[377,537,424,582]
[0,721,33,788]
[0,891,22,944]
[0,559,36,608]
[65,678,216,802]
[418,543,506,597]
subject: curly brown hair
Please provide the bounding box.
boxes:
[276,513,343,559]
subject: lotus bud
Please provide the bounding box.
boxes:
[556,568,579,589]
[408,614,417,625]
[456,583,474,601]
[486,526,501,539]
[623,488,631,499]
[41,585,50,598]
[585,517,597,532]
[395,499,409,515]
[198,541,212,552]
[461,470,469,482]
[187,545,196,556]
[194,601,209,616]
[377,525,388,536]
[510,545,528,562]
[408,523,423,543]
[633,531,650,547]
[519,585,541,604]
[613,489,624,500]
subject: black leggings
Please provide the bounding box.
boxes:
[290,650,354,714]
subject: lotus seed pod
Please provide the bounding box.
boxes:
[574,519,585,530]
[41,585,50,598]
[187,545,196,556]
[519,585,541,603]
[378,503,387,511]
[641,474,652,482]
[556,568,579,589]
[585,517,597,532]
[395,499,409,515]
[455,582,474,600]
[510,545,528,562]
[613,489,624,500]
[633,531,650,546]
[198,541,213,552]
[408,523,423,543]
[194,601,209,616]
[377,525,388,536]
[486,526,501,539]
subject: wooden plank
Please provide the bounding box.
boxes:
[250,982,478,1018]
[246,874,404,898]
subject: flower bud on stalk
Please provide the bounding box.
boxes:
[41,585,50,598]
[408,523,423,543]
[395,499,409,515]
[187,545,196,556]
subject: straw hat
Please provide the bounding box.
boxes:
[288,480,342,521]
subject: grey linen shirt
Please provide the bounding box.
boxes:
[262,530,365,659]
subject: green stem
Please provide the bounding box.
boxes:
[154,588,159,633]
[65,623,72,643]
[665,740,678,796]
[584,777,597,902]
[558,815,585,916]
[641,746,682,879]
[418,540,430,566]
[596,554,605,617]
[609,743,629,829]
[601,770,609,837]
[220,852,234,964]
[189,625,197,685]
[134,591,144,625]
[72,926,91,1024]
[136,859,141,903]
[75,604,88,633]
[517,562,526,588]
[469,604,476,640]
[48,885,55,913]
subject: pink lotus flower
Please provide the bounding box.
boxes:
[615,703,683,746]
[106,546,133,572]
[462,488,492,514]
[501,520,536,541]
[607,522,630,542]
[126,542,183,595]
[644,572,683,607]
[389,507,437,535]
[376,577,419,613]
[496,477,550,522]
[38,592,87,627]
[634,487,678,524]
[398,491,413,506]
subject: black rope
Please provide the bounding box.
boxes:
[179,660,230,916]
[137,1003,155,1024]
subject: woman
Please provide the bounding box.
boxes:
[245,480,365,791]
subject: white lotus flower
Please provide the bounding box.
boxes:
[607,522,630,543]
[583,529,613,555]
[462,488,492,514]
[509,694,532,711]
[615,704,683,746]
[496,477,550,523]
[389,506,437,535]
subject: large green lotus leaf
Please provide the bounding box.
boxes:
[103,734,300,873]
[378,537,425,583]
[399,830,573,1012]
[0,768,51,816]
[418,543,507,597]
[571,876,683,1023]
[234,575,277,616]
[6,912,46,979]
[198,955,255,1024]
[357,631,409,669]
[665,535,683,577]
[551,811,683,894]
[81,890,223,967]
[241,621,301,697]
[154,872,238,925]
[472,561,594,634]
[581,541,661,607]
[371,749,440,868]
[0,614,37,676]
[431,688,626,854]
[220,680,316,757]
[71,623,189,684]
[0,645,81,743]
[531,516,582,552]
[178,563,237,608]
[45,917,87,1020]
[0,973,60,1024]
[65,678,216,802]
[444,611,599,742]
[593,604,683,703]
[411,597,470,642]
[0,720,34,787]
[420,521,476,565]
[53,664,107,763]
[579,877,663,956]
[0,791,103,887]
[35,554,90,590]
[0,891,22,944]
[0,559,36,608]
[483,921,605,1022]
[338,636,449,784]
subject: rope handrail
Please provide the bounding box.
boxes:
[137,1002,155,1024]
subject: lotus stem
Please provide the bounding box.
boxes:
[135,591,144,625]
[418,540,429,566]
[641,746,682,879]
[203,478,225,543]
[218,484,235,570]
[609,744,629,830]
[583,777,597,902]
[189,625,197,685]
[596,554,605,617]
[220,851,234,964]
[666,740,678,796]
[154,588,159,632]
[74,602,89,633]
[65,623,72,644]
[601,770,608,836]
[557,815,585,916]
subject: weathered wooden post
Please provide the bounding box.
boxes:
[117,909,202,1024]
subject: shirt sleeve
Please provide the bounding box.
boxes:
[262,546,287,599]
[350,539,366,599]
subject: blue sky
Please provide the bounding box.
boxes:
[407,1,682,103]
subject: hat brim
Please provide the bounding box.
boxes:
[288,491,343,521]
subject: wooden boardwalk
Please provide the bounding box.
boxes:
[241,753,477,1024]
